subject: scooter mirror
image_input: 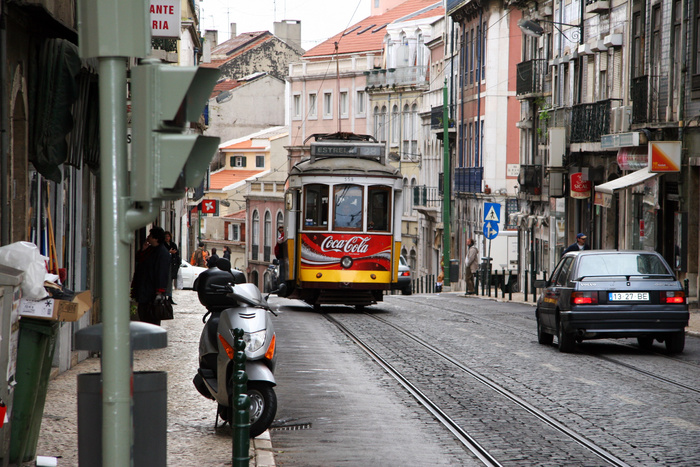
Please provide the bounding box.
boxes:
[216,257,232,272]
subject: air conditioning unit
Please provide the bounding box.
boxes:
[610,107,621,133]
[620,106,632,132]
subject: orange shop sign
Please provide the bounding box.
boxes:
[570,172,591,199]
[649,141,681,172]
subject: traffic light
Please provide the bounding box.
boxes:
[130,59,221,201]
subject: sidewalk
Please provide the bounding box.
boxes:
[459,289,700,336]
[25,288,275,467]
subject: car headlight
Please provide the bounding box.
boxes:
[242,330,267,352]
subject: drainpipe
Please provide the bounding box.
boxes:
[678,0,687,140]
[0,0,9,245]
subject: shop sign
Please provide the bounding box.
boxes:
[594,191,612,208]
[569,172,591,199]
[150,0,180,38]
[201,199,218,214]
[649,141,681,172]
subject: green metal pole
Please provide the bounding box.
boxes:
[98,57,132,466]
[442,80,451,286]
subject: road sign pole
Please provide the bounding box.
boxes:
[442,80,451,287]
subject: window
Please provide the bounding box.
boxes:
[264,211,272,262]
[631,10,644,78]
[231,156,246,167]
[340,91,348,118]
[308,93,317,118]
[378,106,387,142]
[323,92,333,117]
[333,184,363,230]
[251,210,259,260]
[391,105,399,145]
[276,211,284,230]
[356,90,365,115]
[255,155,265,168]
[231,224,240,241]
[367,186,391,232]
[304,184,329,229]
[293,94,301,118]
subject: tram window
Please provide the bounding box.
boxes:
[333,185,363,231]
[304,184,329,229]
[367,186,391,231]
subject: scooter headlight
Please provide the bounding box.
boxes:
[243,330,267,353]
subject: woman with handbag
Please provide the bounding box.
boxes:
[131,226,172,325]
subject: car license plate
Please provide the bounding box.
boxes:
[609,292,649,301]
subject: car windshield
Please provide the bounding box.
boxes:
[577,253,672,278]
[400,256,408,267]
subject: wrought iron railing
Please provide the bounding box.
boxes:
[251,246,259,261]
[413,185,441,208]
[516,59,548,97]
[630,75,648,124]
[570,99,614,143]
[454,167,483,193]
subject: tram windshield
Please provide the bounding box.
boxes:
[334,185,363,230]
[303,183,392,232]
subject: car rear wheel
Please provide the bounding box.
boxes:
[637,336,654,350]
[557,318,575,353]
[536,311,553,345]
[665,331,685,354]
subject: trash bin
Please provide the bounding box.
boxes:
[449,259,460,281]
[9,318,59,464]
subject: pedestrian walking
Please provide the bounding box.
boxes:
[562,233,591,256]
[275,225,287,286]
[163,231,179,304]
[206,247,220,268]
[464,238,479,295]
[131,226,171,325]
[190,242,208,267]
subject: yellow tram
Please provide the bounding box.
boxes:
[279,133,404,309]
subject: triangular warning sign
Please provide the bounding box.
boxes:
[485,206,499,221]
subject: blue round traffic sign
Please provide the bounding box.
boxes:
[483,221,499,240]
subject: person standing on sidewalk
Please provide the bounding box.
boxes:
[464,238,479,295]
[163,231,179,304]
[132,226,170,325]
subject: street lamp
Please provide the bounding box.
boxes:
[518,18,582,44]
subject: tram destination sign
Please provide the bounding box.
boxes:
[310,142,384,158]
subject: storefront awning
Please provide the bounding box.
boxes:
[594,167,659,195]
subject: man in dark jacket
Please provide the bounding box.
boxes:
[207,247,219,268]
[562,233,591,257]
[132,226,171,325]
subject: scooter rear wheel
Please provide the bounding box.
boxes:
[248,382,277,438]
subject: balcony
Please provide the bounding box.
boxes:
[516,59,548,98]
[570,99,615,143]
[454,167,483,194]
[630,75,648,124]
[365,66,428,89]
[413,185,441,208]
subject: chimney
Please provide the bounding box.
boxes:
[230,23,237,39]
[274,20,303,53]
[203,30,218,63]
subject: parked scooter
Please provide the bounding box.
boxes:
[192,258,283,438]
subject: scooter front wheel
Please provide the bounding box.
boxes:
[248,381,277,438]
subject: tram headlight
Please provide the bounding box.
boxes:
[340,256,353,269]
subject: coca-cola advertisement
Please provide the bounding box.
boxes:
[570,172,591,199]
[300,233,392,271]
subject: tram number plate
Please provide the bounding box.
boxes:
[608,292,649,301]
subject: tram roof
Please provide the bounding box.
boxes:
[290,155,401,178]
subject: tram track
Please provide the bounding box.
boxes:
[395,295,700,394]
[324,312,632,467]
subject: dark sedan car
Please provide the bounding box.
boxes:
[535,250,689,353]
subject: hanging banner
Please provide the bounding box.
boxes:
[649,141,681,172]
[617,146,648,171]
[569,172,591,199]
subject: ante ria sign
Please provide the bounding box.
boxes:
[150,1,180,38]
